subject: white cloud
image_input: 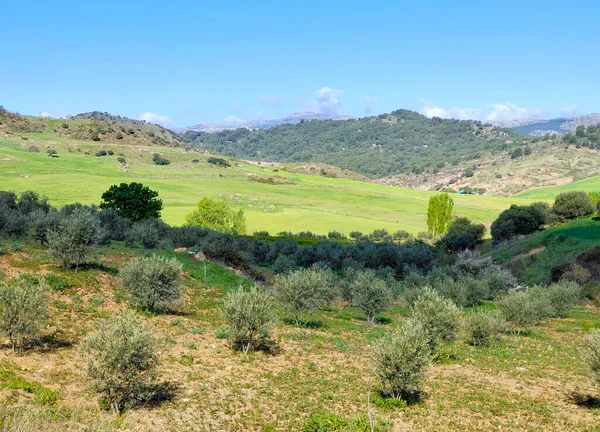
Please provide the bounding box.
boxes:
[419,102,542,122]
[39,111,51,118]
[259,94,281,106]
[222,115,244,125]
[419,105,447,118]
[310,87,343,114]
[139,112,175,128]
[361,96,377,114]
[561,104,579,117]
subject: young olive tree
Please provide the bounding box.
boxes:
[120,256,183,312]
[273,267,336,324]
[350,270,394,324]
[410,287,461,352]
[463,310,506,347]
[220,286,276,354]
[581,330,600,391]
[79,310,160,413]
[47,208,104,269]
[374,319,431,400]
[0,279,50,354]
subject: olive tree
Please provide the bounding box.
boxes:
[79,310,160,413]
[0,278,49,354]
[350,270,394,324]
[120,256,183,312]
[220,286,276,353]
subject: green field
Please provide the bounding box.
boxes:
[516,175,600,200]
[0,133,535,235]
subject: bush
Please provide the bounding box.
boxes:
[207,157,230,167]
[374,319,431,400]
[28,209,60,245]
[464,310,505,347]
[350,271,394,323]
[47,208,104,269]
[410,287,460,351]
[491,204,546,243]
[120,256,183,312]
[152,153,170,165]
[534,280,582,318]
[98,208,132,242]
[220,286,276,353]
[581,330,600,390]
[272,254,297,274]
[79,310,160,413]
[124,218,171,249]
[116,132,123,140]
[552,191,594,221]
[117,156,126,164]
[0,278,49,353]
[496,290,553,330]
[95,150,108,157]
[438,217,485,252]
[27,145,40,153]
[274,268,336,323]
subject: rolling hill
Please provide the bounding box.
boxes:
[493,114,600,136]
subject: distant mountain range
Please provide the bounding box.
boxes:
[174,112,356,133]
[492,114,600,136]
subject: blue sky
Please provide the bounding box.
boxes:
[1,0,598,127]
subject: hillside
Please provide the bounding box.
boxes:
[0,120,535,235]
[181,110,530,178]
[0,108,181,147]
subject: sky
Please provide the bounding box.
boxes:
[1,0,599,128]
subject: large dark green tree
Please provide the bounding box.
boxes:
[100,182,162,221]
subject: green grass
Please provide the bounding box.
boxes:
[491,217,600,284]
[0,134,534,235]
[516,175,600,200]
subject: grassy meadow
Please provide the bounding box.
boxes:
[0,133,536,236]
[516,175,600,200]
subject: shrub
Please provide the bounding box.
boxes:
[220,286,276,353]
[552,191,594,221]
[349,231,363,240]
[0,278,49,353]
[464,310,505,347]
[373,319,431,400]
[107,150,114,156]
[581,330,600,390]
[124,218,170,249]
[534,280,582,318]
[117,156,127,164]
[491,204,546,243]
[47,209,104,269]
[272,254,297,274]
[152,153,170,165]
[410,287,461,351]
[438,217,485,252]
[207,157,230,167]
[120,256,183,312]
[192,159,199,163]
[274,268,336,323]
[496,290,553,330]
[95,150,107,157]
[28,208,60,245]
[350,271,394,323]
[79,310,160,413]
[98,208,132,242]
[116,132,123,140]
[27,145,40,153]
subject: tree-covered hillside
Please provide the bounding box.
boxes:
[181,110,529,178]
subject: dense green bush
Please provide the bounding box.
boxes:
[274,267,337,323]
[152,153,170,165]
[533,280,582,318]
[0,278,49,353]
[220,286,276,353]
[125,218,171,249]
[28,208,60,245]
[491,204,546,243]
[120,256,183,312]
[207,157,230,167]
[374,319,431,400]
[438,217,485,252]
[463,310,505,347]
[350,270,394,323]
[410,287,461,351]
[79,310,160,413]
[552,191,594,221]
[47,208,104,269]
